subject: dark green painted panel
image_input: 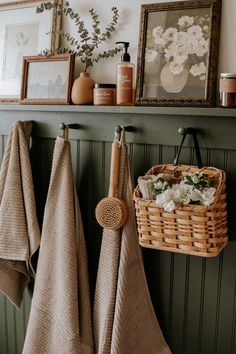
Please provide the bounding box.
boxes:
[0,110,236,354]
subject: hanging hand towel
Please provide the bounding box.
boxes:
[0,121,40,308]
[93,131,171,354]
[23,134,94,354]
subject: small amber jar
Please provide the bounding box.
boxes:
[93,84,116,105]
[219,73,236,108]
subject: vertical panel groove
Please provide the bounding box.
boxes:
[214,253,224,354]
[13,308,17,354]
[4,296,8,354]
[230,280,236,354]
[182,256,190,354]
[168,253,174,343]
[197,259,206,354]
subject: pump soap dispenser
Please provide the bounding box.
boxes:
[116,41,135,105]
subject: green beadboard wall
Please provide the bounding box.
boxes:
[0,105,236,354]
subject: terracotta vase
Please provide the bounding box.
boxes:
[71,71,95,105]
[160,61,188,93]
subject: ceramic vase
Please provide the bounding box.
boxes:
[71,71,95,105]
[160,61,188,93]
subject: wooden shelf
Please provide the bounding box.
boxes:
[0,103,236,149]
[0,103,236,118]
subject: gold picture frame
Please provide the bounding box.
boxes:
[136,0,222,107]
[0,0,61,102]
[20,54,75,105]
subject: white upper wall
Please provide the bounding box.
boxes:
[65,0,236,83]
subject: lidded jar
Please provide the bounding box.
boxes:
[219,73,236,108]
[93,83,116,105]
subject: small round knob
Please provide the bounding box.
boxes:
[59,122,66,130]
[178,127,186,135]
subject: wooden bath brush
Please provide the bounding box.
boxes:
[95,138,128,230]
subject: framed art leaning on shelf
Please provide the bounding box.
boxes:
[135,0,222,107]
[0,0,61,102]
[20,54,75,105]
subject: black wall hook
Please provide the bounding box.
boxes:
[59,122,80,131]
[114,125,136,134]
[174,127,203,168]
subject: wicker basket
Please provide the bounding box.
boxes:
[133,164,228,257]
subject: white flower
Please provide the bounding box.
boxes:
[187,25,203,40]
[173,182,192,205]
[164,46,174,60]
[199,74,206,81]
[154,180,169,190]
[185,172,202,184]
[189,188,203,203]
[178,16,194,27]
[201,187,216,206]
[170,61,184,75]
[196,38,209,56]
[154,173,216,212]
[190,62,207,77]
[152,26,164,38]
[154,36,166,48]
[198,17,205,25]
[172,44,188,64]
[145,48,158,63]
[162,27,177,42]
[173,31,188,44]
[186,38,199,54]
[156,189,176,212]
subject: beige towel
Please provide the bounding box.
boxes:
[94,138,171,354]
[23,136,94,354]
[0,121,40,308]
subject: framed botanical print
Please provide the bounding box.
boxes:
[20,54,75,105]
[136,0,222,106]
[0,0,61,102]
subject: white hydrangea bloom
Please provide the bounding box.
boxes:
[201,187,216,206]
[190,62,207,77]
[196,38,209,56]
[162,27,177,42]
[178,16,194,27]
[187,25,203,40]
[156,188,176,212]
[145,48,158,63]
[152,26,164,38]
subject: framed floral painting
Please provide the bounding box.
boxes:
[135,0,222,106]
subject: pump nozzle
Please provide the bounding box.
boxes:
[116,41,130,62]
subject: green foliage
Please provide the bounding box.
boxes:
[37,1,122,71]
[184,173,215,191]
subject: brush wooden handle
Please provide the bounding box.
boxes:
[109,140,120,197]
[95,138,128,230]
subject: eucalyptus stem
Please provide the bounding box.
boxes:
[36,1,122,71]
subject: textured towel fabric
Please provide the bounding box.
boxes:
[94,139,171,354]
[0,121,40,308]
[23,136,94,354]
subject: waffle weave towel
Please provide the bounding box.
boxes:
[93,138,171,354]
[0,121,40,308]
[23,136,94,354]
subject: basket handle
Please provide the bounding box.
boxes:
[173,127,203,168]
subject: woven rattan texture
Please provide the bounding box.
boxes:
[133,164,228,257]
